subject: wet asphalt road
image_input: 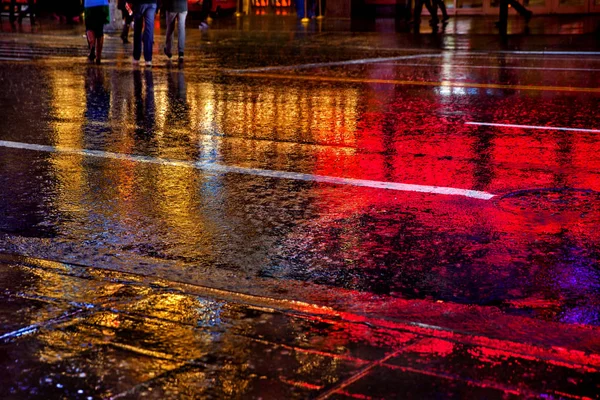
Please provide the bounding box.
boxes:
[1,22,600,397]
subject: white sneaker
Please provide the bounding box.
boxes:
[145,61,152,67]
[132,59,140,65]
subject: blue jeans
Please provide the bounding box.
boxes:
[296,0,315,18]
[133,3,156,62]
[165,11,187,56]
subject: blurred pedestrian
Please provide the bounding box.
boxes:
[163,0,187,62]
[132,0,160,67]
[118,0,134,43]
[413,0,437,27]
[198,0,211,31]
[9,0,35,24]
[496,0,532,32]
[296,0,315,19]
[60,0,83,23]
[84,0,110,65]
[432,0,449,23]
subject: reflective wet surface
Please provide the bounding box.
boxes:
[1,16,600,398]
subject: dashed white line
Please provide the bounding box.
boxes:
[0,140,495,200]
[0,56,30,61]
[386,62,600,72]
[466,122,600,133]
[226,53,444,73]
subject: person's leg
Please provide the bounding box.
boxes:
[95,34,104,64]
[201,0,212,21]
[121,9,130,43]
[26,0,35,23]
[9,0,16,23]
[164,11,176,58]
[86,30,97,61]
[414,0,423,22]
[296,0,306,18]
[177,11,187,58]
[437,0,448,20]
[199,0,211,29]
[427,0,438,24]
[142,4,156,62]
[497,0,508,32]
[133,7,144,61]
[507,0,531,19]
[17,0,35,23]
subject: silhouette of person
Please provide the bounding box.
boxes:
[497,0,532,33]
[432,0,449,23]
[9,0,35,24]
[413,0,438,28]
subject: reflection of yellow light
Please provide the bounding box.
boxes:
[49,69,87,214]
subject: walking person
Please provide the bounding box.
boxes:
[163,0,187,62]
[413,0,438,28]
[496,0,532,32]
[84,0,110,65]
[432,0,449,23]
[118,0,134,43]
[198,0,211,31]
[132,0,160,67]
[9,0,35,25]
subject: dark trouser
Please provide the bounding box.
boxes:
[133,3,157,62]
[414,0,437,22]
[434,0,448,18]
[165,11,187,56]
[10,0,35,23]
[200,0,212,21]
[498,0,530,31]
[296,0,316,18]
[121,9,133,39]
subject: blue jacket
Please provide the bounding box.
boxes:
[84,0,109,7]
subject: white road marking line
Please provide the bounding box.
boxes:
[386,62,600,72]
[226,53,444,73]
[446,54,600,62]
[492,51,600,56]
[0,57,30,61]
[466,122,600,133]
[0,140,495,200]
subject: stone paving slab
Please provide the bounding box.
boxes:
[1,254,600,399]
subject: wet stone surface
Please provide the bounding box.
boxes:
[1,257,600,398]
[1,18,600,398]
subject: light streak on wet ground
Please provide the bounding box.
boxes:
[0,26,600,398]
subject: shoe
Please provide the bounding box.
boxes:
[178,52,184,62]
[95,59,102,65]
[88,47,96,62]
[524,10,533,23]
[164,47,172,59]
[442,15,450,23]
[199,22,209,31]
[132,59,140,66]
[145,61,152,67]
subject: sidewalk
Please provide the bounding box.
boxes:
[1,14,599,57]
[1,253,599,399]
[1,12,599,36]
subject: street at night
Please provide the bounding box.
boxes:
[1,10,600,399]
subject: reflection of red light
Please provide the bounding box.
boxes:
[303,73,600,327]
